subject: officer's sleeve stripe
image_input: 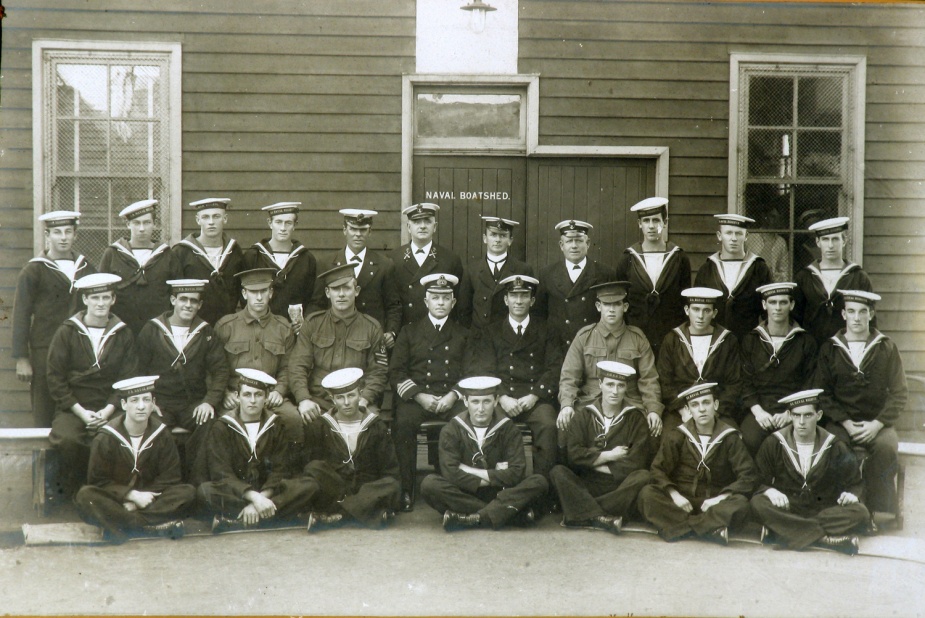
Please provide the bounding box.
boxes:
[397,379,417,398]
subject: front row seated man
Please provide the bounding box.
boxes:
[198,368,317,532]
[750,389,869,556]
[301,367,401,531]
[637,382,756,545]
[550,361,652,535]
[420,377,549,531]
[75,376,196,543]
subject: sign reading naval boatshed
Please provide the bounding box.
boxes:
[425,191,510,200]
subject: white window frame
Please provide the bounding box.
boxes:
[728,53,866,263]
[32,39,182,253]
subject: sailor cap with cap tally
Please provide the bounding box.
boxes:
[74,273,122,295]
[189,198,231,211]
[166,279,208,294]
[262,202,301,217]
[713,213,755,229]
[590,281,630,303]
[235,368,277,390]
[321,367,364,396]
[481,216,519,233]
[681,287,723,305]
[402,203,439,221]
[38,210,81,227]
[630,197,668,218]
[838,289,881,307]
[113,375,159,398]
[677,382,719,403]
[457,376,502,397]
[340,209,378,228]
[318,263,357,288]
[756,282,798,300]
[808,216,850,237]
[499,274,539,293]
[119,199,158,220]
[778,388,824,411]
[596,360,636,381]
[555,219,593,236]
[235,268,277,291]
[421,273,458,293]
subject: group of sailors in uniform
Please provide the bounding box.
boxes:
[12,195,907,554]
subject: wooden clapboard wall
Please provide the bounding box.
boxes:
[519,0,925,373]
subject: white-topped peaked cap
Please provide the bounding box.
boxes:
[340,209,378,228]
[499,274,539,292]
[481,216,519,232]
[421,273,458,292]
[808,216,850,237]
[402,203,439,220]
[119,199,158,220]
[38,210,81,227]
[778,388,825,410]
[678,382,719,403]
[321,367,364,395]
[189,198,231,211]
[457,376,502,396]
[113,375,159,398]
[756,282,798,299]
[166,279,209,294]
[555,219,593,236]
[235,368,277,390]
[630,197,669,217]
[596,360,636,381]
[838,289,881,306]
[74,272,122,294]
[681,287,723,305]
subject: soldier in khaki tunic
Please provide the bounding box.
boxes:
[288,264,389,422]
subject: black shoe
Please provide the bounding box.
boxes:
[514,508,537,527]
[306,512,344,533]
[591,515,623,535]
[442,511,480,531]
[704,526,728,546]
[380,509,397,527]
[759,525,775,546]
[142,520,185,540]
[211,515,243,534]
[400,491,414,512]
[814,535,859,556]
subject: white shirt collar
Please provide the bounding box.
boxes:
[429,314,449,329]
[346,247,367,262]
[567,257,588,271]
[487,252,508,264]
[412,241,433,256]
[509,315,530,332]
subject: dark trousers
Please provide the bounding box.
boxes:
[420,473,549,529]
[827,422,898,514]
[75,484,196,541]
[511,401,558,478]
[392,398,464,493]
[550,465,651,522]
[197,477,319,521]
[49,412,95,497]
[750,493,870,550]
[31,347,55,428]
[637,485,749,541]
[302,460,400,527]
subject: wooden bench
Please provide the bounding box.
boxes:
[0,428,55,517]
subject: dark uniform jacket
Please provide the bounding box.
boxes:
[535,259,616,346]
[754,425,863,511]
[243,239,318,320]
[13,253,97,357]
[470,316,563,402]
[814,329,907,427]
[651,419,757,501]
[657,324,741,420]
[288,309,389,407]
[566,401,650,479]
[172,234,245,325]
[695,252,772,341]
[303,410,399,494]
[307,248,402,336]
[457,256,534,330]
[46,314,137,413]
[87,415,183,501]
[391,317,471,400]
[99,239,181,334]
[437,411,527,493]
[391,242,464,326]
[615,242,691,353]
[135,312,230,412]
[740,322,817,415]
[203,410,292,498]
[793,261,875,345]
[214,308,295,399]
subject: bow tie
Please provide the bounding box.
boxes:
[350,255,362,263]
[572,264,581,270]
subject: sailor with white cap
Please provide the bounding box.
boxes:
[457,215,534,330]
[243,202,318,324]
[638,382,756,545]
[13,210,97,426]
[536,219,616,347]
[748,388,869,555]
[420,376,549,531]
[694,213,773,340]
[47,272,138,497]
[793,216,876,345]
[391,203,463,326]
[813,289,907,515]
[99,199,182,334]
[615,197,692,358]
[173,198,245,325]
[74,375,197,543]
[308,208,402,345]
